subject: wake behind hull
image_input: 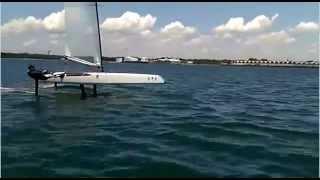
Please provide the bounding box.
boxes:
[44,72,165,84]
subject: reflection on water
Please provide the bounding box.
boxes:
[1,58,319,177]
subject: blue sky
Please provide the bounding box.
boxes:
[2,2,318,32]
[1,2,319,60]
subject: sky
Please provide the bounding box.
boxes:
[1,2,319,61]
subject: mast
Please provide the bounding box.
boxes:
[95,2,104,72]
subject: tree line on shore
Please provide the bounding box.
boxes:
[1,52,316,65]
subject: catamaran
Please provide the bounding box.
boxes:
[27,2,165,99]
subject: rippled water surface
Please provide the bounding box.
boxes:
[1,58,319,177]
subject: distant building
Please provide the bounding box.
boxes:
[123,56,139,62]
[157,57,181,64]
[140,57,149,63]
[115,57,123,63]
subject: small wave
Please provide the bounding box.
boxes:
[41,84,56,88]
[0,87,34,94]
[40,83,71,88]
[0,87,16,92]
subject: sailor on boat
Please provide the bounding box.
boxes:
[27,65,52,80]
[26,2,165,99]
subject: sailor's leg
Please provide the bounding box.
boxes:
[54,82,58,90]
[93,84,97,97]
[35,79,39,96]
[80,84,87,100]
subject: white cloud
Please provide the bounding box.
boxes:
[308,43,319,54]
[185,37,203,46]
[201,47,209,54]
[1,10,66,54]
[100,11,156,33]
[1,16,43,34]
[42,10,65,33]
[245,30,295,45]
[139,29,155,39]
[1,9,318,61]
[49,33,63,39]
[23,39,37,47]
[1,10,65,34]
[214,14,278,33]
[50,39,59,45]
[235,38,242,43]
[291,21,319,33]
[222,33,233,39]
[160,21,197,39]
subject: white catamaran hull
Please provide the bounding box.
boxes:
[43,72,165,84]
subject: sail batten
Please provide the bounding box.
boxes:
[65,56,100,66]
[64,2,102,67]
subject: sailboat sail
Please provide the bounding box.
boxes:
[64,2,102,67]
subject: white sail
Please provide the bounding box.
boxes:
[64,2,102,67]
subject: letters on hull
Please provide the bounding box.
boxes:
[44,72,165,84]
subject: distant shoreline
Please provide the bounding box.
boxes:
[1,52,318,68]
[1,52,63,60]
[2,57,317,69]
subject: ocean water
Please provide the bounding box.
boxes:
[1,58,319,177]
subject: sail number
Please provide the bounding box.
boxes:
[148,76,157,81]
